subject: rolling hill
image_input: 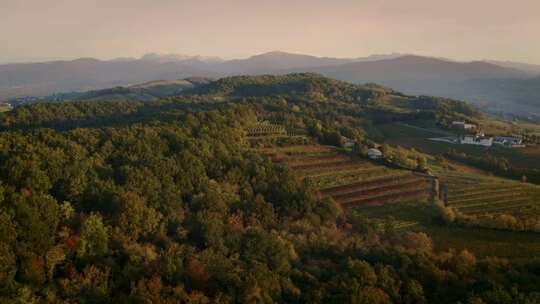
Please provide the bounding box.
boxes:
[212,51,360,75]
[2,51,540,116]
[0,58,218,100]
[41,78,213,103]
[303,56,539,115]
[486,60,540,76]
[460,76,540,114]
[306,55,529,83]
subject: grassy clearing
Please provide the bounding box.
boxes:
[353,200,540,260]
[376,122,450,140]
[427,225,540,261]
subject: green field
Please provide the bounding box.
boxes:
[376,122,450,140]
[439,171,540,219]
[377,122,540,169]
[352,200,540,260]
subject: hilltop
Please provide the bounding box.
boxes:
[0,73,481,128]
[185,73,480,120]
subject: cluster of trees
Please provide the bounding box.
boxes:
[0,100,145,129]
[446,149,540,184]
[434,201,540,233]
[378,144,429,172]
[187,73,383,103]
[409,96,480,123]
[523,133,540,145]
[0,104,344,302]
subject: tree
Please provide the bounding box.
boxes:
[347,259,377,287]
[356,143,369,157]
[75,265,112,303]
[0,242,16,295]
[323,130,342,147]
[313,197,341,223]
[350,287,391,304]
[417,156,428,171]
[403,279,425,304]
[434,200,456,224]
[241,229,291,274]
[12,193,61,254]
[77,214,109,259]
[451,250,477,276]
[115,191,162,241]
[45,245,66,280]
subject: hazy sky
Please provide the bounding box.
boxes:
[1,0,540,64]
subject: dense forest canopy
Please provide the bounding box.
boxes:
[187,73,383,100]
[1,74,539,303]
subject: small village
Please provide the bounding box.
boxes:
[430,121,526,148]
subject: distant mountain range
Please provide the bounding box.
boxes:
[1,51,539,115]
[41,78,213,102]
[300,56,538,116]
[485,60,540,76]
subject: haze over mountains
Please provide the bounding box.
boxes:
[1,51,539,116]
[485,60,540,76]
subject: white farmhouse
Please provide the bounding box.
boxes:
[368,148,383,159]
[494,136,524,147]
[459,134,493,147]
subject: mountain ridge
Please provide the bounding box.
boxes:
[1,51,539,115]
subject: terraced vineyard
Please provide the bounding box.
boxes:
[442,174,540,218]
[245,123,287,137]
[253,131,540,261]
[259,143,430,209]
[322,175,428,207]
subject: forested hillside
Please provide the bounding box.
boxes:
[1,74,540,303]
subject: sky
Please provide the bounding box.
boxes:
[1,0,540,64]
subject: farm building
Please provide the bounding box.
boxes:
[452,121,476,129]
[368,148,383,159]
[459,134,493,147]
[494,136,524,147]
